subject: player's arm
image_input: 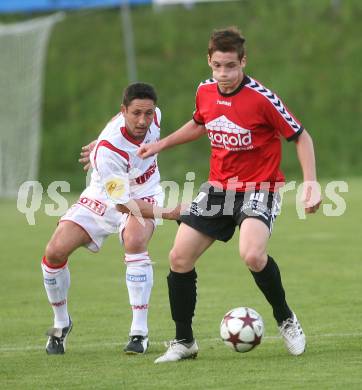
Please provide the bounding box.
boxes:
[263,96,322,214]
[294,130,322,213]
[295,130,316,182]
[116,200,181,221]
[138,120,205,159]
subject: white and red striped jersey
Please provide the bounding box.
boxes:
[193,75,304,192]
[89,107,162,204]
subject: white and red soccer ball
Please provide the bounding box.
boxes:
[220,307,264,352]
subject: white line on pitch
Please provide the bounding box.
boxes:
[1,332,362,353]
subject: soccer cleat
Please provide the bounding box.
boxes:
[45,317,73,355]
[278,312,306,356]
[124,335,149,354]
[154,339,198,363]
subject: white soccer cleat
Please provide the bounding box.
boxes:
[278,312,306,356]
[154,339,198,363]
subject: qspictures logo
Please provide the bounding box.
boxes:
[206,115,252,151]
[15,173,348,225]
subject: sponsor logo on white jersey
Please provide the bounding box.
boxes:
[206,115,253,151]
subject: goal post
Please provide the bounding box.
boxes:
[0,13,64,198]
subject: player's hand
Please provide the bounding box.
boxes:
[137,142,161,159]
[162,204,181,220]
[300,181,322,214]
[79,140,97,171]
[165,203,190,220]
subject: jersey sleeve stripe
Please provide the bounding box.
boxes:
[93,140,129,171]
[196,78,217,92]
[287,126,304,142]
[96,140,129,160]
[153,108,161,128]
[246,78,302,134]
[153,110,160,128]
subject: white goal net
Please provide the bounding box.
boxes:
[0,13,63,198]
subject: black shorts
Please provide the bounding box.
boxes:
[179,183,281,242]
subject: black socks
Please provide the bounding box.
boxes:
[250,256,292,324]
[167,268,197,343]
[167,256,291,342]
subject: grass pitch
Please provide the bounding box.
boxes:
[1,178,361,389]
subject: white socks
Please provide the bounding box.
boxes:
[125,252,153,337]
[41,252,153,335]
[41,256,70,329]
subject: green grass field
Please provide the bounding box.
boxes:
[1,178,362,389]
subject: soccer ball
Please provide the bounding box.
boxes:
[220,307,264,352]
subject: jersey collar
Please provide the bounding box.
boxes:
[121,126,144,146]
[217,75,250,97]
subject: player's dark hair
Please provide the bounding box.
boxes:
[122,82,157,107]
[208,27,246,61]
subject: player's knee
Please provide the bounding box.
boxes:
[240,248,265,271]
[169,247,178,266]
[169,247,192,272]
[123,231,147,253]
[45,241,68,265]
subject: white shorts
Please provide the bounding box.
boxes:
[60,186,164,252]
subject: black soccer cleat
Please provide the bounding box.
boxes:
[123,335,149,354]
[45,317,73,355]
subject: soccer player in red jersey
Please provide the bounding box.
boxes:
[138,27,322,362]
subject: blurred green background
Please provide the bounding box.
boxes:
[2,0,361,190]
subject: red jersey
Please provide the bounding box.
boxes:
[193,75,304,192]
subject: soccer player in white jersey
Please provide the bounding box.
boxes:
[138,28,322,363]
[41,83,180,355]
